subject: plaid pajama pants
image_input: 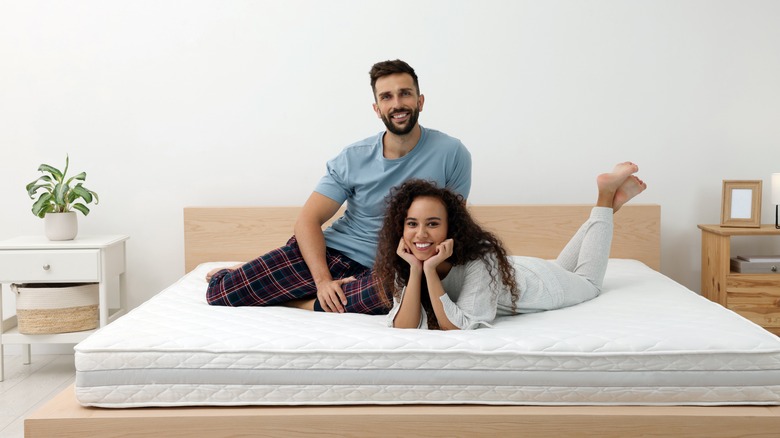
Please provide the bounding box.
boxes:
[206,236,391,315]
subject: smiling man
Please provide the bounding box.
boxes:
[206,59,472,315]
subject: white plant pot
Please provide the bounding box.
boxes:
[44,212,78,241]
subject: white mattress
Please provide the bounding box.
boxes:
[74,259,780,408]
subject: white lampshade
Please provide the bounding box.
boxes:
[773,173,780,205]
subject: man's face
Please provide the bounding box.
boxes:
[373,73,424,136]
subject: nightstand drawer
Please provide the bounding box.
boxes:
[726,275,780,330]
[0,250,100,282]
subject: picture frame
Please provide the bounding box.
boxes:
[721,180,762,228]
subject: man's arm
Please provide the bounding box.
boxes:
[294,192,348,313]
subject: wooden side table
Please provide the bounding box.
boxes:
[0,235,129,381]
[699,224,780,335]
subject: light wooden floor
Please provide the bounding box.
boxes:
[0,354,76,438]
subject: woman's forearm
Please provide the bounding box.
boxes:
[424,270,459,330]
[392,269,424,328]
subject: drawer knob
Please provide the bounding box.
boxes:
[42,264,50,271]
[773,266,778,272]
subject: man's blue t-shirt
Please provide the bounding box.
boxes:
[314,126,471,268]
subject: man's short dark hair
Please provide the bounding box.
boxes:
[369,59,420,97]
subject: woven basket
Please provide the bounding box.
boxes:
[12,283,99,334]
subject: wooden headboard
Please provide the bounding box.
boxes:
[183,204,661,273]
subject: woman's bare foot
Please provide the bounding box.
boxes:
[596,162,639,208]
[613,175,647,212]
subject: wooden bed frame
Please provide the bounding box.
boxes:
[25,204,780,437]
[182,204,662,272]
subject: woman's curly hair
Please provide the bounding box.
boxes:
[373,179,519,328]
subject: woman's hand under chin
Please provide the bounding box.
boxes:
[424,238,454,272]
[396,238,423,269]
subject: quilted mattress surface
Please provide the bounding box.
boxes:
[74,260,780,407]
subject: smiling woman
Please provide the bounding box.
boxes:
[376,162,647,331]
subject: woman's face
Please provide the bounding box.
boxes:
[402,196,449,261]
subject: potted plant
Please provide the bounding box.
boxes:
[25,155,99,241]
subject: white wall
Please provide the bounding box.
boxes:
[2,1,779,319]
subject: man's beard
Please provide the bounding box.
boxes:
[381,107,420,136]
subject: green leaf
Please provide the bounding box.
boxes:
[32,193,54,218]
[26,182,53,198]
[70,184,94,204]
[38,164,63,181]
[68,171,87,182]
[71,203,90,216]
[53,182,69,208]
[26,175,52,193]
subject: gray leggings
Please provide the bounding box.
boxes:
[550,206,614,308]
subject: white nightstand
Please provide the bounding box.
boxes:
[0,235,129,381]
